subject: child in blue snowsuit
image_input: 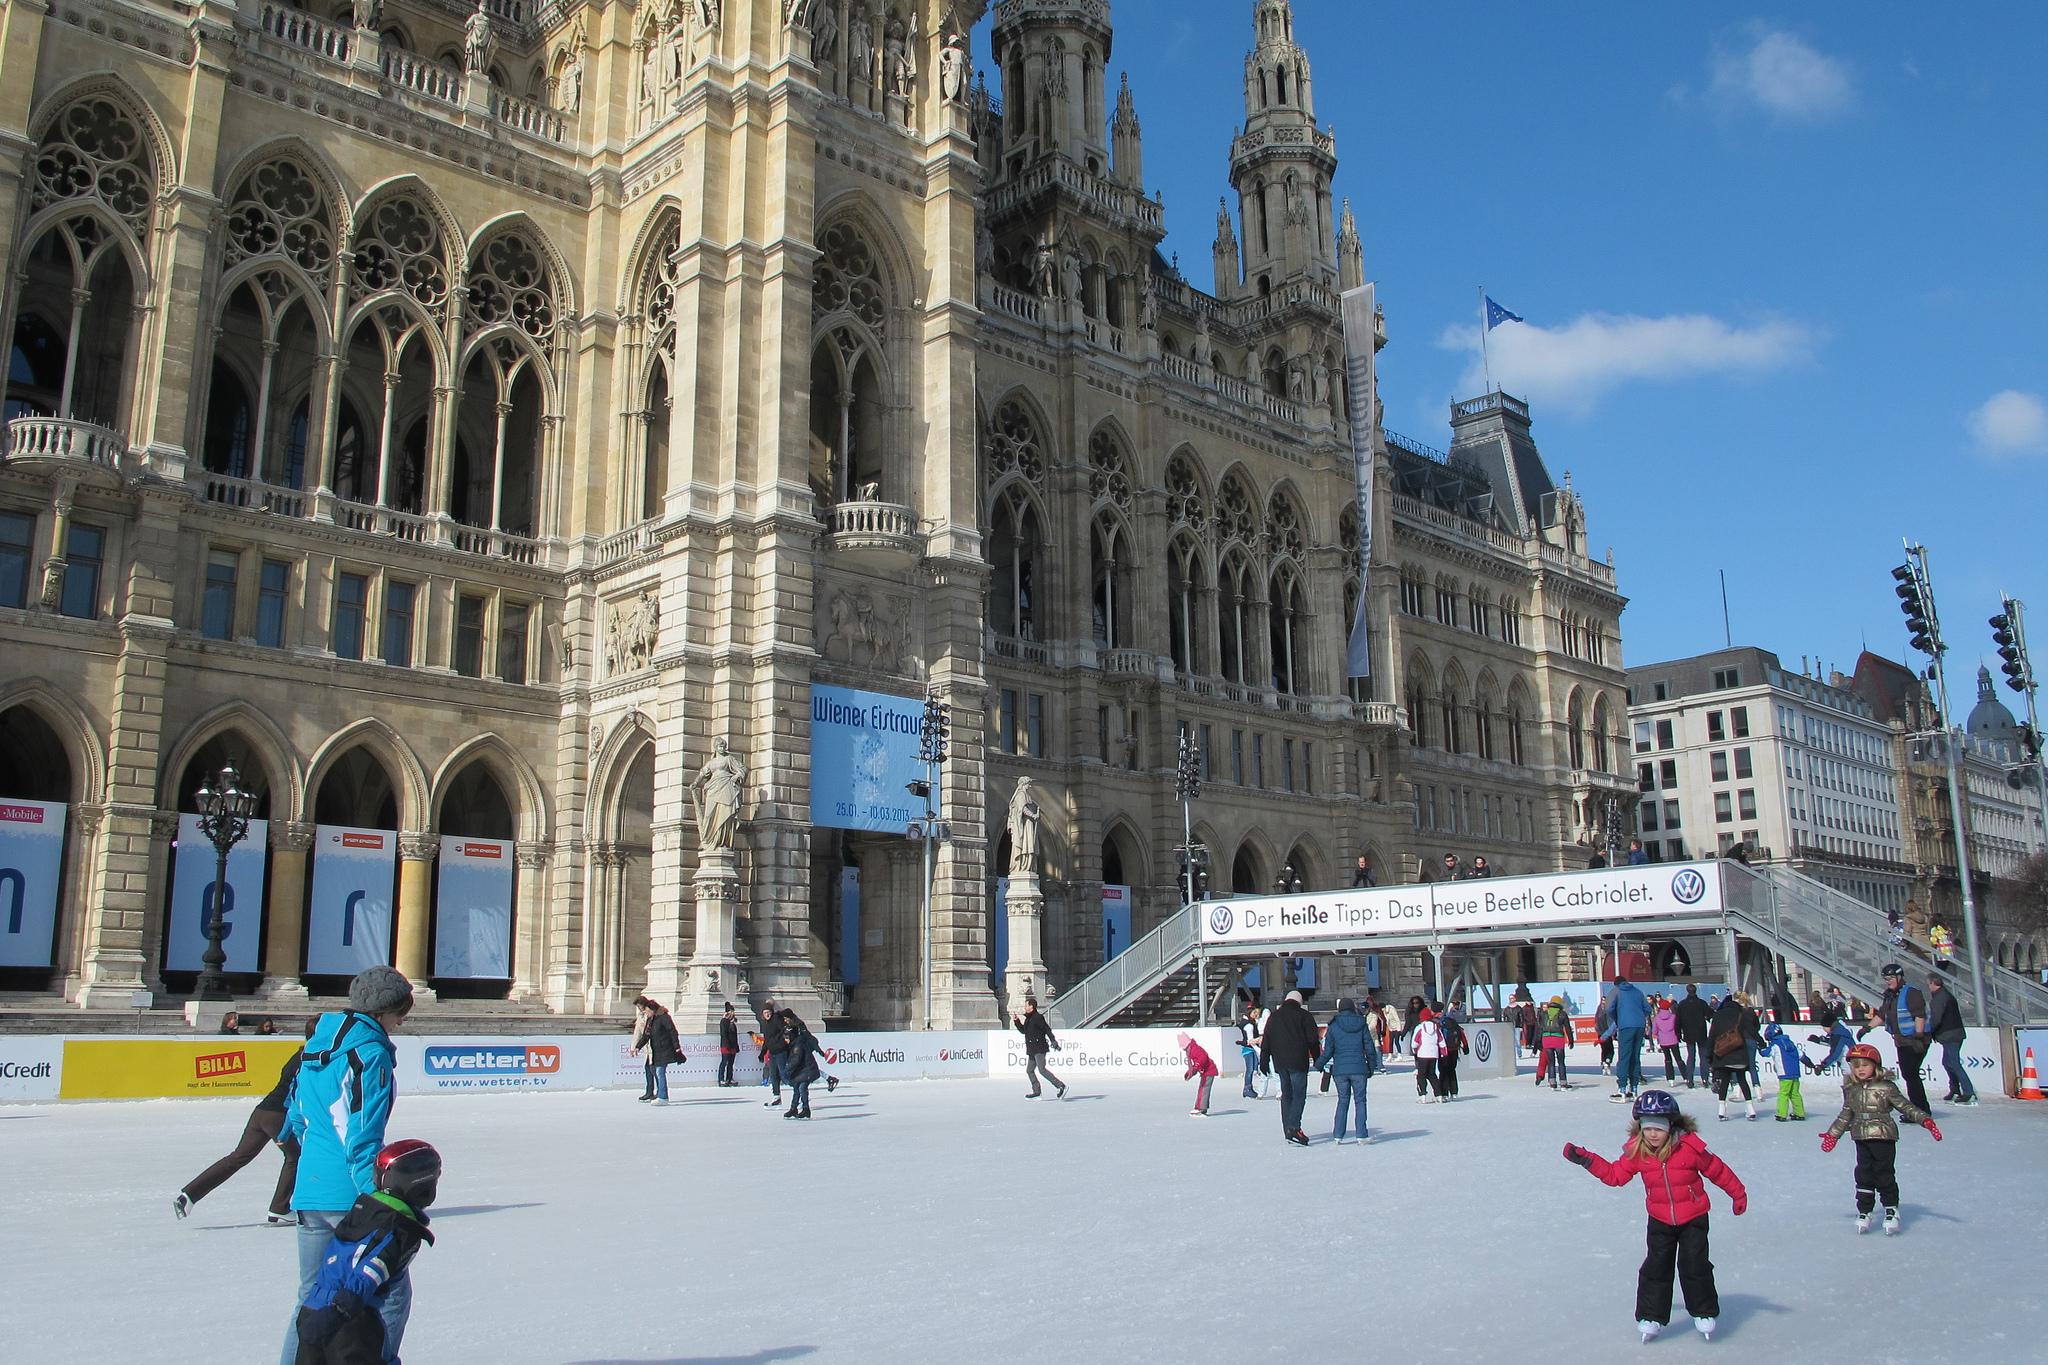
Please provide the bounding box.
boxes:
[1805,1018,1855,1075]
[296,1140,438,1365]
[1762,1024,1806,1121]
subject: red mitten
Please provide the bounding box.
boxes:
[1731,1192,1748,1216]
[1819,1132,1839,1153]
[1923,1119,1942,1142]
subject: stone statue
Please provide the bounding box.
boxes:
[351,0,382,31]
[463,1,495,75]
[974,218,996,280]
[1033,236,1058,298]
[1311,355,1330,407]
[691,739,748,853]
[1007,777,1042,876]
[849,11,876,89]
[1287,362,1307,404]
[695,0,720,32]
[885,17,915,100]
[1137,276,1157,330]
[938,31,969,103]
[1061,249,1083,303]
[559,54,584,112]
[810,0,838,63]
[1193,306,1210,355]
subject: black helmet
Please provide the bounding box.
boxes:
[1880,963,1905,979]
[375,1138,441,1209]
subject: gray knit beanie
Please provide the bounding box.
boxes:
[348,965,414,1016]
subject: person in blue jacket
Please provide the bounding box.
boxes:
[1761,1022,1807,1121]
[1805,1015,1856,1075]
[1318,997,1383,1145]
[1601,978,1651,1103]
[279,966,414,1365]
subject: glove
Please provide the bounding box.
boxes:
[1819,1132,1839,1153]
[1561,1143,1591,1167]
[1731,1192,1748,1216]
[1923,1119,1942,1142]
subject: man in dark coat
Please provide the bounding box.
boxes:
[1878,964,1934,1112]
[1012,998,1066,1099]
[1926,976,1974,1106]
[1673,983,1712,1089]
[759,1004,791,1106]
[717,1002,740,1086]
[1258,990,1321,1146]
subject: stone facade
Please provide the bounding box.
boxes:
[0,0,1628,1021]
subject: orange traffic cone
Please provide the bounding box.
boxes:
[2019,1048,2045,1102]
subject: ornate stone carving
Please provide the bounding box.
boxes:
[463,2,495,75]
[399,830,440,861]
[1007,777,1042,875]
[605,591,661,675]
[821,588,909,672]
[939,31,970,104]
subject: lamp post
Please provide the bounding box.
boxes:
[912,686,950,1030]
[1175,726,1204,1021]
[193,764,256,1002]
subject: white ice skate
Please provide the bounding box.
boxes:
[1883,1207,1901,1235]
[1637,1320,1661,1343]
[1855,1210,1873,1234]
[1694,1317,1716,1341]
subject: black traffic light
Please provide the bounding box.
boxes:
[2021,723,2043,762]
[1991,608,2030,693]
[1894,564,1938,656]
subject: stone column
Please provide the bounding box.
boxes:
[675,847,741,1031]
[393,831,438,1001]
[510,843,551,1002]
[1001,870,1050,1017]
[256,821,314,1000]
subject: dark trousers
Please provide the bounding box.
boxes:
[1636,1213,1719,1326]
[1712,1066,1752,1101]
[1853,1138,1900,1213]
[1435,1053,1459,1097]
[1277,1069,1308,1135]
[1414,1057,1437,1096]
[182,1107,298,1215]
[762,1053,783,1097]
[1025,1051,1064,1095]
[1681,1038,1707,1084]
[1893,1038,1932,1111]
[717,1049,737,1085]
[1661,1045,1683,1080]
[1937,1037,1974,1099]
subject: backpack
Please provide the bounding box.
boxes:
[1440,1018,1467,1055]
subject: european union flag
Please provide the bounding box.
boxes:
[1485,296,1524,330]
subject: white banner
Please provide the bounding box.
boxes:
[1199,863,1725,946]
[0,1037,62,1100]
[0,800,65,968]
[305,825,398,976]
[1340,282,1378,681]
[434,836,514,979]
[988,1026,1232,1082]
[1823,1026,2005,1091]
[165,814,269,974]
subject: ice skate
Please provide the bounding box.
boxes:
[1694,1317,1716,1341]
[172,1193,191,1220]
[1884,1207,1901,1235]
[1637,1320,1661,1343]
[1855,1210,1873,1234]
[1055,1082,1067,1099]
[1608,1091,1629,1103]
[266,1214,292,1226]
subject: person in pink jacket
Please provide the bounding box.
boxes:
[1179,1032,1219,1115]
[1651,997,1683,1081]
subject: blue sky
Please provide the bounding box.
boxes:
[976,2,2048,704]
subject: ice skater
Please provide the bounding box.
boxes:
[1013,998,1066,1099]
[1432,1001,1468,1100]
[293,1139,439,1365]
[1805,1013,1855,1075]
[1762,1022,1806,1122]
[1258,989,1320,1146]
[758,1004,789,1106]
[779,1010,825,1118]
[1819,1042,1941,1234]
[1707,993,1760,1121]
[1234,1003,1263,1099]
[1179,1032,1218,1114]
[1410,1009,1443,1101]
[632,997,682,1104]
[717,1001,740,1086]
[1318,997,1381,1144]
[175,1017,314,1224]
[1562,1090,1747,1343]
[1537,996,1573,1089]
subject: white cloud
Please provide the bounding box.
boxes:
[1709,26,1854,120]
[1438,312,1818,414]
[1968,390,2048,457]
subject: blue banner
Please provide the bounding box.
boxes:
[434,836,515,978]
[809,684,925,833]
[0,800,65,968]
[838,865,861,987]
[166,813,268,974]
[306,825,397,975]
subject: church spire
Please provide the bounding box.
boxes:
[1230,0,1338,290]
[1111,72,1144,189]
[1213,196,1242,299]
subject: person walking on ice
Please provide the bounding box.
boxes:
[1319,997,1382,1144]
[1013,998,1066,1099]
[1819,1042,1942,1234]
[1234,1002,1264,1100]
[1179,1032,1218,1115]
[1562,1090,1747,1343]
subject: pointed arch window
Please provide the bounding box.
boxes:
[1269,565,1307,695]
[988,484,1041,641]
[1567,692,1586,770]
[1091,514,1131,650]
[1219,551,1253,685]
[810,328,884,504]
[1168,535,1206,676]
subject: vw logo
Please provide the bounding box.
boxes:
[1670,869,1707,905]
[1473,1029,1492,1063]
[1207,903,1234,937]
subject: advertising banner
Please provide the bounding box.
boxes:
[0,799,64,968]
[403,1036,610,1094]
[988,1026,1232,1082]
[809,684,925,833]
[1198,863,1727,947]
[1829,1026,2005,1090]
[434,836,515,979]
[58,1038,301,1100]
[0,1037,62,1101]
[839,867,862,987]
[1102,884,1131,962]
[305,825,398,976]
[165,814,269,974]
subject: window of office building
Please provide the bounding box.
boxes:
[1734,747,1753,779]
[1710,751,1728,782]
[1715,792,1732,824]
[1731,706,1750,738]
[1655,719,1674,750]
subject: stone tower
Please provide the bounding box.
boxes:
[1227,0,1340,296]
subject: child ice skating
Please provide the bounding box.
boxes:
[1179,1032,1218,1114]
[1819,1042,1942,1234]
[294,1139,438,1365]
[1762,1023,1806,1121]
[1563,1090,1747,1343]
[1537,996,1573,1088]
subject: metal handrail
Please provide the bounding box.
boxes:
[1047,905,1197,1029]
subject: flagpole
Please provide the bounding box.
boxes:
[1478,286,1493,396]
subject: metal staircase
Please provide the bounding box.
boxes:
[1045,906,1198,1030]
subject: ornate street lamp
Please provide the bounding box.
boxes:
[193,764,256,1001]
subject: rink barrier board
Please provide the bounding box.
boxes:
[2,1025,2014,1102]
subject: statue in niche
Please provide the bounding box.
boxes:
[1287,362,1307,404]
[810,1,839,63]
[1311,355,1330,407]
[849,10,876,92]
[351,0,381,31]
[691,739,748,854]
[1033,236,1059,298]
[885,17,915,100]
[1007,777,1043,876]
[939,31,969,103]
[1061,249,1083,303]
[463,1,495,74]
[695,0,720,32]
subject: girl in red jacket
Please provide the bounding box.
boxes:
[1178,1032,1219,1116]
[1563,1089,1747,1343]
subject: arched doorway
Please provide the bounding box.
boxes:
[159,735,277,995]
[304,748,401,992]
[0,705,75,988]
[1100,829,1136,965]
[431,762,517,1000]
[590,740,654,1013]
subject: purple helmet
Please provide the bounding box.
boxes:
[1632,1089,1681,1121]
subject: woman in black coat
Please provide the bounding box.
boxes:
[1705,994,1762,1121]
[634,998,683,1105]
[778,1010,823,1119]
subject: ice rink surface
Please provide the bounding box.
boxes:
[6,1049,2044,1364]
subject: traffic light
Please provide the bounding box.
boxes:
[2022,722,2042,762]
[1991,605,2030,693]
[1893,563,1939,656]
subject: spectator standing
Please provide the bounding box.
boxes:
[1928,922,1955,967]
[1627,838,1649,866]
[1258,990,1321,1145]
[1440,852,1464,881]
[1877,964,1934,1113]
[1926,975,1975,1106]
[717,1002,740,1086]
[1673,984,1711,1088]
[1468,856,1493,878]
[1350,854,1377,888]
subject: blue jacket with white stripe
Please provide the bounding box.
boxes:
[284,1010,398,1213]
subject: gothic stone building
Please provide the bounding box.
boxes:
[0,0,1626,1024]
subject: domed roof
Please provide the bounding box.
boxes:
[1966,665,2021,750]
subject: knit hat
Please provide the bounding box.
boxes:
[1285,990,1304,1005]
[348,965,414,1016]
[1550,995,1564,1006]
[1638,1114,1673,1133]
[1176,1032,1192,1047]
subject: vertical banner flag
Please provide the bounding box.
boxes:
[838,865,862,987]
[1102,884,1132,962]
[0,800,66,967]
[809,684,926,833]
[306,825,398,975]
[1340,283,1379,682]
[993,876,1009,979]
[434,836,514,978]
[166,813,269,973]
